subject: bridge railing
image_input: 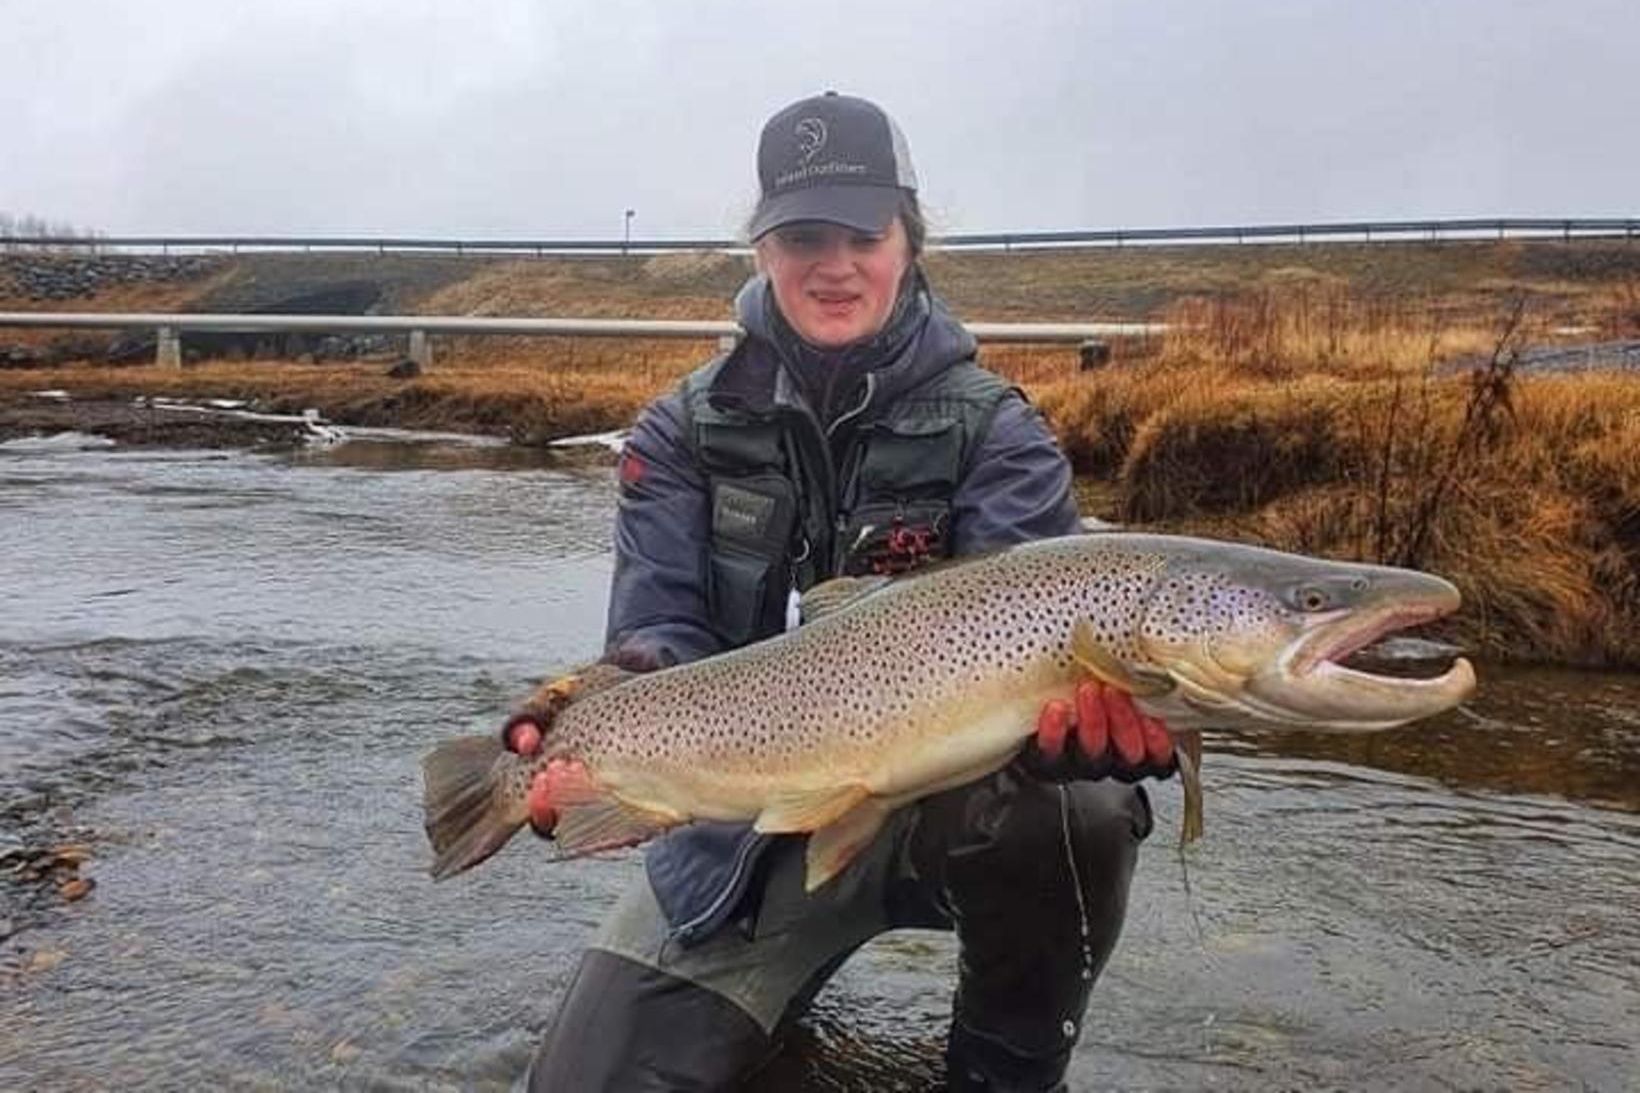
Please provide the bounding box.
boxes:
[1,217,1635,256]
[0,311,1161,368]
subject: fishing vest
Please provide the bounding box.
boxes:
[680,350,1013,647]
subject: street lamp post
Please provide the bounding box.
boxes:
[623,209,635,255]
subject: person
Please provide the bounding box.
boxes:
[502,91,1178,1092]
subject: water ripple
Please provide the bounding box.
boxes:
[2,443,1636,1091]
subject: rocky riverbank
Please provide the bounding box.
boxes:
[0,392,327,448]
[0,253,224,302]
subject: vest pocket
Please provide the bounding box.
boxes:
[859,418,962,493]
[706,476,797,645]
[708,549,774,647]
[838,499,952,576]
[710,477,794,553]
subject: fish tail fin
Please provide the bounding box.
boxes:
[422,736,528,880]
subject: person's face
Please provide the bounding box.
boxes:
[756,217,912,348]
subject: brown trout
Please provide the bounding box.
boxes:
[423,533,1475,890]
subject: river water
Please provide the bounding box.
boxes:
[1,435,1636,1091]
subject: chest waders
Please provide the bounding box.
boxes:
[679,351,1013,647]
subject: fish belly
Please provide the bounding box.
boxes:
[867,694,1046,800]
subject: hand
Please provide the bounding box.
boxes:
[1020,680,1178,783]
[500,680,581,838]
[499,646,669,837]
[498,705,564,833]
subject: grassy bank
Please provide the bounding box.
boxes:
[1035,289,1640,667]
[5,242,1640,667]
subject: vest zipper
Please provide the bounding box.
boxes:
[665,829,766,944]
[825,372,877,443]
[822,373,877,574]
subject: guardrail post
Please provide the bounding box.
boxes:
[408,329,433,369]
[156,326,182,369]
[1078,340,1111,371]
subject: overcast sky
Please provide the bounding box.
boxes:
[2,0,1634,238]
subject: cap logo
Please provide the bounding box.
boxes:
[794,117,828,164]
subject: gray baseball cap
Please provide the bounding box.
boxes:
[748,91,919,241]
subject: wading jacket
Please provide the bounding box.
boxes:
[604,274,1081,945]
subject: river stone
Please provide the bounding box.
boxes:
[58,878,94,902]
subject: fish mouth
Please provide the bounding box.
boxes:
[1249,594,1476,731]
[1290,600,1454,676]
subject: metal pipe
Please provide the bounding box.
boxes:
[0,311,1164,343]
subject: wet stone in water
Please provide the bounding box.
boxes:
[58,877,94,903]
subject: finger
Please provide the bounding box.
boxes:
[1103,688,1147,769]
[1074,680,1110,760]
[505,718,543,756]
[1140,715,1175,771]
[1036,699,1073,760]
[526,770,557,837]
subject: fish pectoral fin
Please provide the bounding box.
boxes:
[798,576,892,625]
[804,797,893,892]
[1071,619,1174,697]
[553,797,678,857]
[753,784,871,835]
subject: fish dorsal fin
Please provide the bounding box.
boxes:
[1071,619,1174,697]
[798,547,1025,625]
[798,577,893,624]
[753,783,871,834]
[805,797,892,892]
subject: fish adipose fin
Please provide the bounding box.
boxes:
[805,797,892,892]
[423,736,529,881]
[754,784,871,834]
[1071,620,1174,697]
[553,798,676,857]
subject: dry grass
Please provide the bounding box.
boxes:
[0,337,711,442]
[1035,288,1640,666]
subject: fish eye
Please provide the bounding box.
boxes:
[1294,586,1332,612]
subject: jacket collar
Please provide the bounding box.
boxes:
[706,271,975,419]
